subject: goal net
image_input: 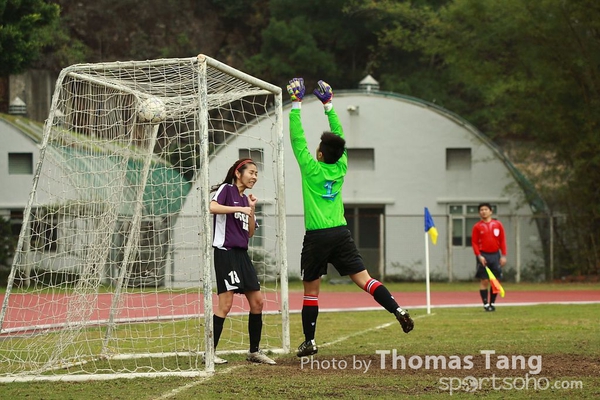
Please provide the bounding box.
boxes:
[0,55,288,381]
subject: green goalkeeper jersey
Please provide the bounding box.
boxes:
[289,107,348,231]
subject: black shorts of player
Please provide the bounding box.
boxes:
[475,251,503,280]
[300,225,366,282]
[214,247,261,295]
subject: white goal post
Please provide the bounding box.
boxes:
[0,55,288,381]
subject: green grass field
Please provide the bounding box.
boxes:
[0,282,598,399]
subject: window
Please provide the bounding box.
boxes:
[347,148,375,170]
[452,217,480,247]
[238,148,264,171]
[446,148,471,171]
[449,205,463,215]
[8,153,33,175]
[452,218,464,246]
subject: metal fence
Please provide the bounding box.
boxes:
[284,213,559,283]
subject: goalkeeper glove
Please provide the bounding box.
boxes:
[313,80,333,111]
[287,78,305,103]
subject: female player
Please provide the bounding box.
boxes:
[209,158,276,365]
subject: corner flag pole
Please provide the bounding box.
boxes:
[424,207,437,315]
[425,231,431,314]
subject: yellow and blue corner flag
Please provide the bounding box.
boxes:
[424,207,438,245]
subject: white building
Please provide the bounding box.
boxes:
[173,87,546,283]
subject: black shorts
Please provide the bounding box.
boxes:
[214,248,261,294]
[475,251,503,280]
[300,226,365,282]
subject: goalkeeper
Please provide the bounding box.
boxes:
[287,77,414,358]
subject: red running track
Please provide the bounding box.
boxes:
[1,290,598,332]
[288,289,600,312]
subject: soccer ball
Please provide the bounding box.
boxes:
[138,97,167,123]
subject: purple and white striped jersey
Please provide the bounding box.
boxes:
[211,183,257,250]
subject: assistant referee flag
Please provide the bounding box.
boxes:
[485,266,506,298]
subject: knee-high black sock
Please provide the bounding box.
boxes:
[479,289,489,305]
[248,312,262,353]
[302,295,319,342]
[213,315,225,349]
[490,291,498,305]
[364,278,400,313]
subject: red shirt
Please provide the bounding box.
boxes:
[471,219,507,256]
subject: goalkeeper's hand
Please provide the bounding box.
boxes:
[313,80,333,105]
[287,78,305,102]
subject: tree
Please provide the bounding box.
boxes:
[246,0,380,89]
[429,0,600,275]
[344,0,460,111]
[52,0,270,71]
[0,0,60,75]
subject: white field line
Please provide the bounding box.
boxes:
[153,365,244,400]
[319,313,431,349]
[299,300,600,314]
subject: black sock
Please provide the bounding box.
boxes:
[490,292,497,305]
[364,278,399,313]
[248,313,262,353]
[480,289,489,305]
[213,315,225,349]
[302,295,319,342]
